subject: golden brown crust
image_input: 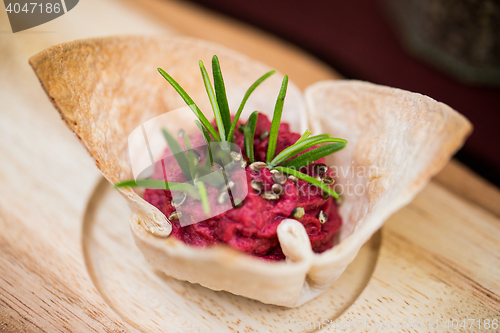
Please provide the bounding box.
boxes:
[30,36,471,307]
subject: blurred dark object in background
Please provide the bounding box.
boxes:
[385,0,500,85]
[188,0,500,186]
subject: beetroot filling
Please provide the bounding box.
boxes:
[144,113,342,261]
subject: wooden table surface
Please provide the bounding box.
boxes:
[1,0,499,332]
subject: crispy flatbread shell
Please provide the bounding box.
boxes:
[304,81,472,289]
[29,36,471,307]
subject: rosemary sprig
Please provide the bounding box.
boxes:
[281,142,346,169]
[115,179,200,199]
[199,60,226,141]
[158,68,221,142]
[212,55,231,136]
[195,181,210,214]
[226,70,276,142]
[296,129,312,144]
[195,120,214,168]
[182,133,198,179]
[266,75,288,163]
[243,111,259,163]
[269,135,347,167]
[162,127,192,181]
[118,56,347,222]
[195,120,212,144]
[162,128,211,211]
[273,166,339,199]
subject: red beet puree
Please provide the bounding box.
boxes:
[144,113,342,261]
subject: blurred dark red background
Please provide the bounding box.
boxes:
[188,0,500,186]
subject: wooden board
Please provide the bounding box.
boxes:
[0,0,499,331]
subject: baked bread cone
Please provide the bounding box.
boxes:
[30,36,471,307]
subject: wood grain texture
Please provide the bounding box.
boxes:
[0,0,171,331]
[327,182,500,332]
[434,161,500,218]
[0,0,499,331]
